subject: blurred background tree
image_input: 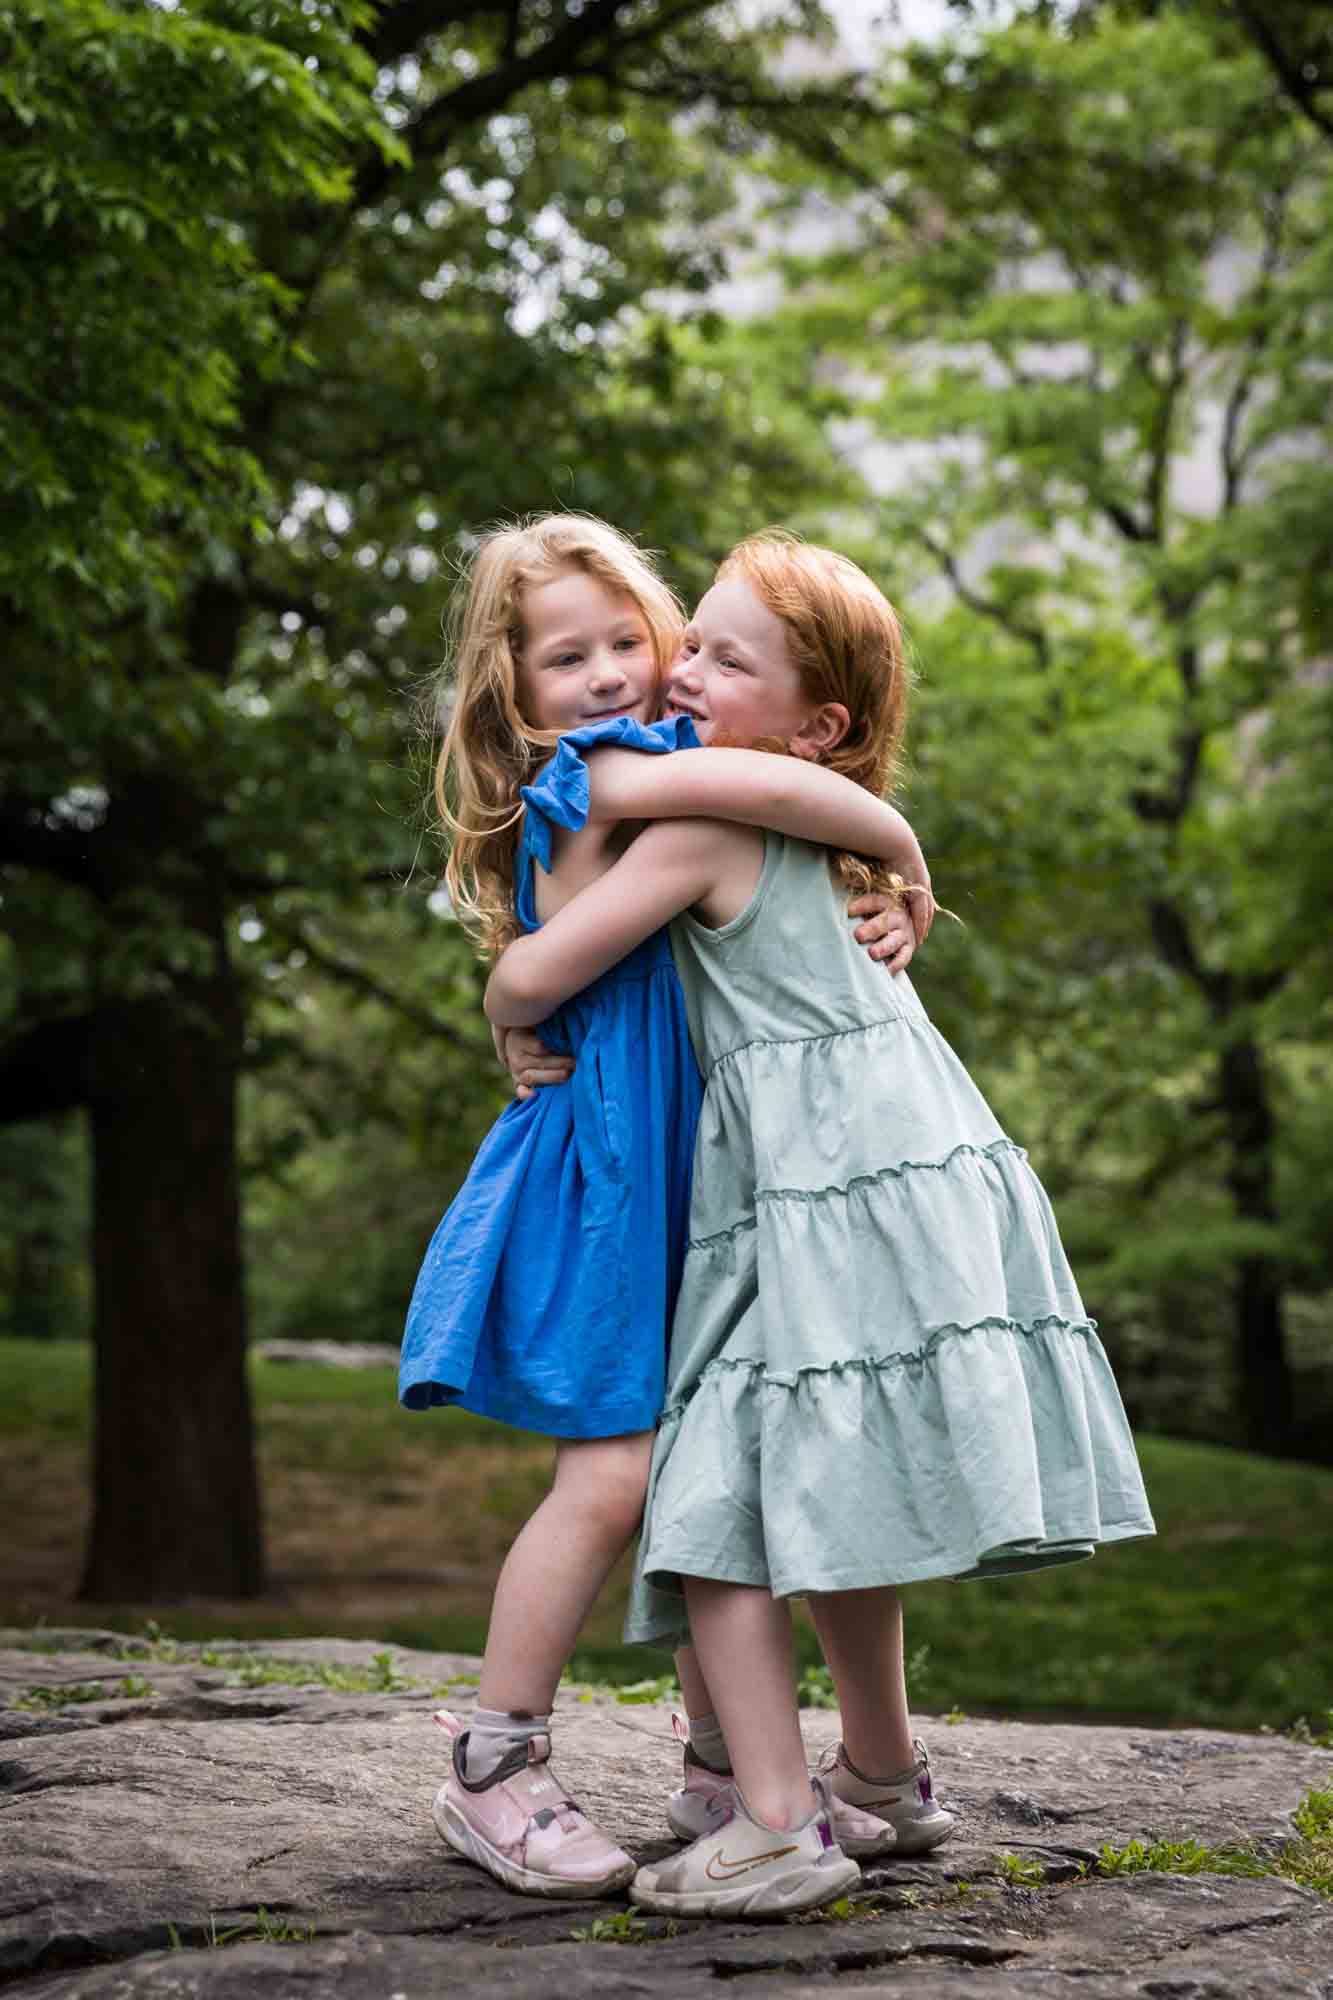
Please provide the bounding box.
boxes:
[0,0,850,1600]
[744,1,1333,1455]
[2,0,1329,1611]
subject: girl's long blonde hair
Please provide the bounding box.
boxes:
[716,531,911,899]
[435,514,684,958]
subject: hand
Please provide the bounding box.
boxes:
[497,1026,575,1100]
[847,891,917,976]
[900,847,935,948]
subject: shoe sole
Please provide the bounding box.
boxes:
[630,1852,860,1919]
[668,1792,896,1860]
[433,1789,636,1899]
[874,1812,956,1856]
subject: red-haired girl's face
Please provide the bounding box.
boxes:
[665,577,810,746]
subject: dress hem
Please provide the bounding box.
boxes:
[643,1516,1154,1598]
[623,1517,1157,1643]
[400,1380,659,1440]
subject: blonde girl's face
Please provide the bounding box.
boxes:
[515,568,661,735]
[666,576,812,746]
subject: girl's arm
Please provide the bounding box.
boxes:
[486,820,724,1028]
[582,746,930,906]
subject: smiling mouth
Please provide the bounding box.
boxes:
[666,698,704,719]
[584,701,640,720]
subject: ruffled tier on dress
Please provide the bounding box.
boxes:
[625,998,1155,1643]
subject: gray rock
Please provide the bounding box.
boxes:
[2,1635,1330,1998]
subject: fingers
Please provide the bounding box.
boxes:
[911,892,937,947]
[851,908,901,944]
[501,1026,575,1092]
[849,905,915,974]
[850,884,932,961]
[516,1063,574,1089]
[872,933,914,972]
[506,1030,551,1064]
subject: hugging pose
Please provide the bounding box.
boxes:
[398,514,1155,1919]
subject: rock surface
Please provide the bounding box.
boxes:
[2,1633,1330,1998]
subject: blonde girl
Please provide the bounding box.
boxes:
[486,531,1157,1919]
[400,515,934,1900]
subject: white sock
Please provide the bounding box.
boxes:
[462,1707,551,1784]
[688,1710,732,1774]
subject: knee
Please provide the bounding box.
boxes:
[554,1439,650,1548]
[597,1469,648,1547]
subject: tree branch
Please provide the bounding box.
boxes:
[228,867,408,897]
[910,527,1053,671]
[267,924,492,1057]
[1096,492,1153,546]
[613,65,920,226]
[243,0,723,446]
[360,0,508,69]
[1229,0,1333,144]
[353,0,714,210]
[1220,189,1288,511]
[1146,894,1232,1017]
[1144,317,1190,542]
[1131,632,1202,825]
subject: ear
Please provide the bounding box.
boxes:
[790,702,850,760]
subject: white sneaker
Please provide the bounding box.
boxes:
[631,1776,860,1918]
[668,1741,897,1857]
[817,1738,955,1855]
[431,1710,636,1899]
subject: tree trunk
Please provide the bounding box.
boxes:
[79,806,264,1601]
[1218,1029,1293,1458]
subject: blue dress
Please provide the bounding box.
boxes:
[399,716,704,1440]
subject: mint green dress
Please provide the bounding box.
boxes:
[625,834,1155,1645]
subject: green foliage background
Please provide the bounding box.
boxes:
[2,0,1330,1476]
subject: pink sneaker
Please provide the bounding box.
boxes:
[667,1720,897,1858]
[431,1710,636,1899]
[817,1738,955,1855]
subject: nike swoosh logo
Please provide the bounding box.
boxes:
[704,1842,799,1881]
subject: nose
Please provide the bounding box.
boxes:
[588,649,628,689]
[670,653,702,692]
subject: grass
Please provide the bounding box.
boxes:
[207,1647,418,1694]
[14,1673,156,1710]
[2,1339,1332,1734]
[1281,1787,1333,1898]
[1089,1786,1333,1900]
[568,1911,663,1944]
[996,1852,1048,1886]
[1094,1835,1266,1881]
[166,1910,317,1950]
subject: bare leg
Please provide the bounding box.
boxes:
[809,1587,915,1775]
[683,1578,814,1829]
[674,1642,712,1720]
[478,1432,653,1713]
